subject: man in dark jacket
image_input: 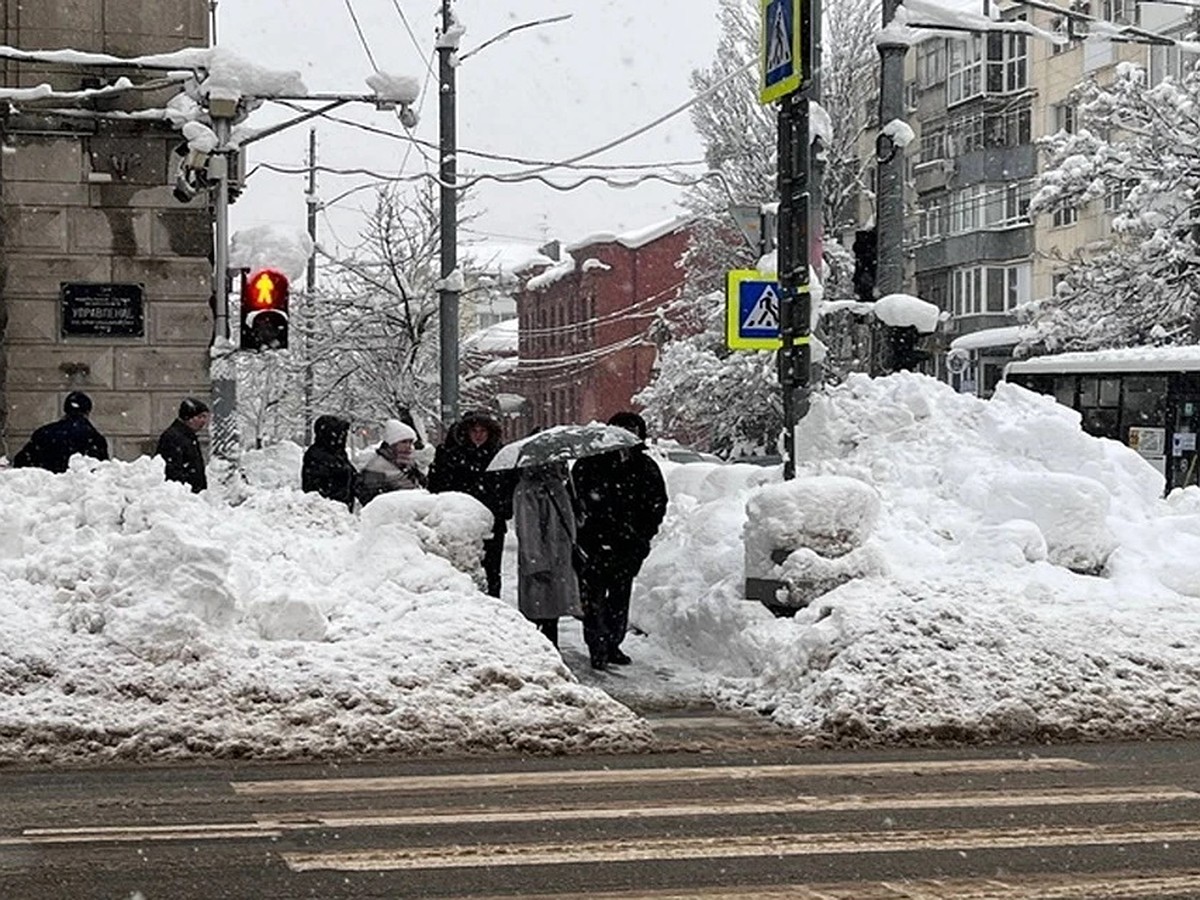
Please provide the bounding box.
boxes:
[573,411,668,669]
[155,397,209,493]
[13,391,109,473]
[428,410,515,597]
[302,415,357,510]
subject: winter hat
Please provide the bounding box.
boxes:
[63,391,92,416]
[608,411,647,441]
[179,397,210,420]
[382,418,417,445]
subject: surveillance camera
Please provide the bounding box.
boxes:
[173,170,198,203]
[397,105,419,129]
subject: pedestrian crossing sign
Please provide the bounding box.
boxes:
[760,0,803,104]
[726,269,809,351]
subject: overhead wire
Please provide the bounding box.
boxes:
[343,0,380,72]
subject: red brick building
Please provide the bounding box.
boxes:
[510,216,693,436]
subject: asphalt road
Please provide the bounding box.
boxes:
[2,711,1200,899]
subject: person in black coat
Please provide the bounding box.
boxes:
[12,391,109,473]
[572,411,668,670]
[155,397,209,493]
[302,415,357,510]
[428,409,516,597]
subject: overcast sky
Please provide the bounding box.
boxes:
[216,0,723,255]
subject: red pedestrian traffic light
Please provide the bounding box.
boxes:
[240,268,289,351]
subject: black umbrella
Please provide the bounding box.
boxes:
[486,423,641,471]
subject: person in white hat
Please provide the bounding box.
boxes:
[356,418,426,505]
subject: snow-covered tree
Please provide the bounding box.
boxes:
[638,0,879,456]
[1028,62,1200,351]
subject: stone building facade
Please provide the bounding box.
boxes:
[0,1,212,461]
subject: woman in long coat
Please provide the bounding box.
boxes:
[512,461,582,647]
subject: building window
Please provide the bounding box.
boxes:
[917,40,947,88]
[1101,0,1133,24]
[984,181,1033,228]
[920,124,946,162]
[919,195,947,240]
[1052,102,1076,135]
[1104,181,1132,213]
[953,261,1031,316]
[949,185,983,234]
[986,27,1027,94]
[948,36,984,105]
[1052,205,1078,227]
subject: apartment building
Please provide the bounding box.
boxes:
[883,0,1193,396]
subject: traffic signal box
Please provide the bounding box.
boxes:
[240,268,289,351]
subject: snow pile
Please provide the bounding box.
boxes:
[0,458,648,765]
[633,373,1200,744]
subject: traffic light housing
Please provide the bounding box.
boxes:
[852,228,877,301]
[240,268,289,351]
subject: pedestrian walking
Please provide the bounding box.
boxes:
[428,410,516,597]
[155,397,209,493]
[301,414,357,510]
[572,411,668,670]
[356,418,426,506]
[513,460,582,647]
[12,391,109,473]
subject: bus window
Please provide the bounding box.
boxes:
[1081,407,1120,440]
[1053,376,1075,407]
[1122,376,1168,428]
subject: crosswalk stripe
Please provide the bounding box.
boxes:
[231,758,1094,796]
[255,785,1197,829]
[472,872,1200,899]
[10,785,1192,847]
[282,821,1200,872]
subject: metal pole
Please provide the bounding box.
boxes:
[438,0,460,428]
[304,128,317,444]
[777,90,810,482]
[209,115,239,464]
[876,0,908,373]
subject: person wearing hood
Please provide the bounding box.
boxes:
[301,415,357,510]
[428,410,516,597]
[513,460,582,648]
[12,391,109,473]
[572,411,667,670]
[155,397,209,493]
[356,418,426,506]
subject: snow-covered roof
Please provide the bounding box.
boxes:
[565,213,694,253]
[463,318,518,355]
[1007,345,1200,374]
[463,242,553,277]
[950,325,1028,351]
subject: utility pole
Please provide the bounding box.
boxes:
[437,0,460,429]
[209,113,239,464]
[304,127,318,444]
[875,0,908,374]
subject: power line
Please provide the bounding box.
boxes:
[343,0,380,72]
[267,100,708,172]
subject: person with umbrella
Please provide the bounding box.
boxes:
[572,411,668,670]
[428,410,515,597]
[492,423,643,650]
[512,459,582,647]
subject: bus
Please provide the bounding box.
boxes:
[1005,346,1200,491]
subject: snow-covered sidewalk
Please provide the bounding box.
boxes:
[4,373,1200,766]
